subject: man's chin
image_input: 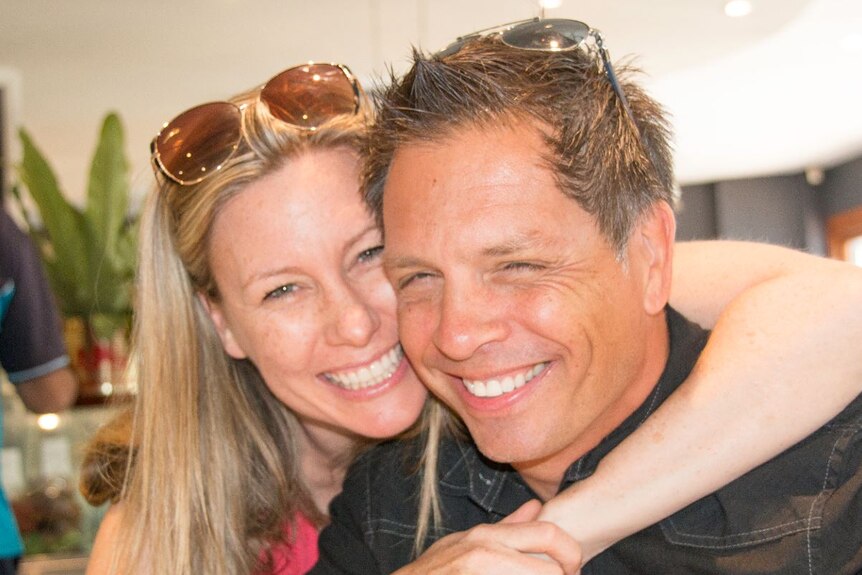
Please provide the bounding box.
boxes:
[467,426,538,465]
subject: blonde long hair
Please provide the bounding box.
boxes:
[93,87,370,574]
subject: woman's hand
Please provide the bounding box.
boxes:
[393,500,582,575]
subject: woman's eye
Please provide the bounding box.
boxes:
[264,284,298,301]
[357,245,384,264]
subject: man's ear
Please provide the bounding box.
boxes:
[198,293,248,359]
[633,201,676,316]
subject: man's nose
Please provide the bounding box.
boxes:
[432,281,509,361]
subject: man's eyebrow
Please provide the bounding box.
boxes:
[384,232,554,269]
[382,253,428,270]
[481,232,548,258]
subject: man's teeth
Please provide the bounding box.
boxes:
[463,363,547,398]
[324,345,403,390]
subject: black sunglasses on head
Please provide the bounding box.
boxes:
[437,18,637,130]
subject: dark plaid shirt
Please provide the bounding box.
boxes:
[312,308,862,574]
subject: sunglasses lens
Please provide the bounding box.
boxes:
[502,19,589,52]
[436,32,482,58]
[261,64,358,129]
[154,102,242,185]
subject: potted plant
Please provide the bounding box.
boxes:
[11,112,137,401]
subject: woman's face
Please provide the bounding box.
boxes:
[205,147,427,441]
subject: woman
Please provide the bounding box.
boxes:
[84,63,426,574]
[83,62,862,574]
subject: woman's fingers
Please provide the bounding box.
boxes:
[393,515,582,575]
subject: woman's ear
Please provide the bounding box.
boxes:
[634,201,676,316]
[198,293,248,359]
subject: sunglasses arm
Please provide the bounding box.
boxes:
[591,30,638,131]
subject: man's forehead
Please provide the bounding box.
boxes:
[380,122,600,260]
[382,123,571,220]
[387,122,551,181]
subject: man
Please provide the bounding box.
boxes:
[0,208,78,572]
[314,21,862,574]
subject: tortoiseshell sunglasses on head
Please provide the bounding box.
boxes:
[150,63,362,186]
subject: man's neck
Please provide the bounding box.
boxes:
[514,317,671,501]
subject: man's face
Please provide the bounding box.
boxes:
[382,120,672,486]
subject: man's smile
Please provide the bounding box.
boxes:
[461,362,549,398]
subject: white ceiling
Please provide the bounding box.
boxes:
[2,0,862,205]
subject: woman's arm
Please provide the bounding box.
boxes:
[539,240,862,564]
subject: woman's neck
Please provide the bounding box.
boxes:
[297,420,362,518]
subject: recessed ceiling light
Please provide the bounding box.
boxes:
[725,0,753,18]
[539,0,563,9]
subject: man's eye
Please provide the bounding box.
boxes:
[358,245,384,264]
[503,261,543,272]
[264,284,298,301]
[398,272,433,290]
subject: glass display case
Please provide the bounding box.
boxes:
[0,378,121,573]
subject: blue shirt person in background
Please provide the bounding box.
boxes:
[0,208,77,573]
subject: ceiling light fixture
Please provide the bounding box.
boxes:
[724,0,753,18]
[539,0,563,10]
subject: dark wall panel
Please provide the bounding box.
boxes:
[822,156,862,217]
[675,183,717,241]
[714,174,823,252]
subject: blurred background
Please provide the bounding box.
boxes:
[2,0,861,199]
[1,0,861,571]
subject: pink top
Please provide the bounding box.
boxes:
[263,513,320,575]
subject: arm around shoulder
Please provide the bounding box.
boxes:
[540,241,862,563]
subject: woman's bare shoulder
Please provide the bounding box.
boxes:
[86,503,127,575]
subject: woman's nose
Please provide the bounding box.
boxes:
[325,284,380,347]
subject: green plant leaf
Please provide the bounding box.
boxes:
[89,312,127,341]
[85,113,129,264]
[16,129,90,315]
[14,115,137,326]
[9,183,39,232]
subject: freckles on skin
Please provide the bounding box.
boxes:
[204,147,427,442]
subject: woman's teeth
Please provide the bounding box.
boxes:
[324,345,403,390]
[463,363,547,398]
